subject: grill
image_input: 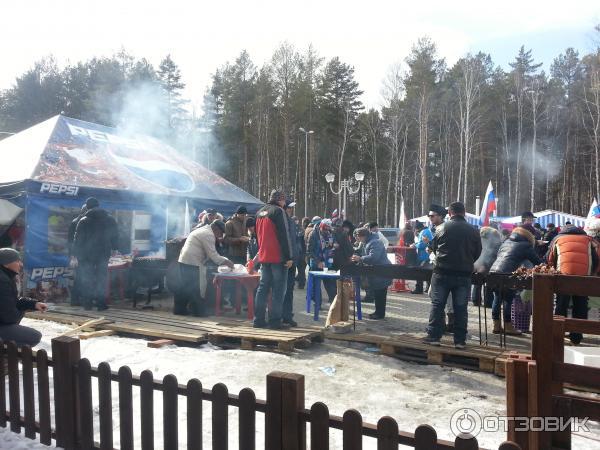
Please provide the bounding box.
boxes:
[129,256,169,308]
[129,239,186,308]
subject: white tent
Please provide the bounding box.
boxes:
[0,199,23,226]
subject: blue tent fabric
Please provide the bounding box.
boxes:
[0,116,265,302]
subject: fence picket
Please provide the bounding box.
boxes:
[163,374,179,450]
[36,349,51,445]
[119,366,134,450]
[454,435,479,450]
[414,424,437,450]
[343,409,363,450]
[377,416,398,450]
[187,379,203,450]
[212,383,229,450]
[310,402,329,450]
[140,370,154,450]
[98,362,114,450]
[0,341,5,428]
[7,341,20,433]
[239,388,256,450]
[21,345,36,439]
[78,358,94,450]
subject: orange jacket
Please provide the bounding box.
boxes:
[547,228,598,276]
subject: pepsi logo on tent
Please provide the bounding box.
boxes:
[108,145,195,193]
[66,121,195,193]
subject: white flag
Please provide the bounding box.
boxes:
[398,200,407,230]
[183,200,191,236]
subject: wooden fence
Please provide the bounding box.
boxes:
[506,274,600,450]
[0,335,522,449]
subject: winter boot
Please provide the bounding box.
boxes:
[504,322,522,336]
[445,313,455,333]
[492,319,502,334]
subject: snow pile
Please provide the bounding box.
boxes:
[6,318,599,449]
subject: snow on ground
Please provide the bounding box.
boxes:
[6,318,599,449]
[0,426,56,449]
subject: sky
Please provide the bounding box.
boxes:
[1,0,599,110]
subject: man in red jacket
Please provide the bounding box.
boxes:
[253,190,293,329]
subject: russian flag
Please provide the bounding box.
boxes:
[479,181,496,227]
[588,198,600,219]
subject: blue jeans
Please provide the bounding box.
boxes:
[254,263,288,326]
[283,264,296,322]
[492,289,514,322]
[427,273,470,344]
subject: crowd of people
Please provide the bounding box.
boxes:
[2,189,600,349]
[173,189,397,328]
[156,192,600,345]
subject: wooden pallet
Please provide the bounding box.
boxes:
[27,306,324,352]
[378,336,503,373]
[208,327,324,353]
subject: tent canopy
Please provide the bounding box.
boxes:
[499,210,586,228]
[0,115,263,210]
[410,212,481,227]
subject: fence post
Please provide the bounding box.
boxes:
[266,371,285,450]
[282,373,306,450]
[267,372,306,450]
[531,275,555,449]
[505,356,530,450]
[52,336,81,450]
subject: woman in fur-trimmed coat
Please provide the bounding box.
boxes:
[489,226,542,334]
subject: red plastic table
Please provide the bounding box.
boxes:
[212,273,261,320]
[106,260,130,304]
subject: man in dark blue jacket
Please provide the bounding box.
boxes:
[424,202,481,348]
[73,198,119,311]
[351,228,392,319]
[0,248,47,346]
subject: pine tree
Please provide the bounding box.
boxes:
[157,55,187,132]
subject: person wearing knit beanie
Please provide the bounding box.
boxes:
[0,248,21,266]
[0,248,47,347]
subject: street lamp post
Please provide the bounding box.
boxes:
[325,171,365,220]
[299,128,314,218]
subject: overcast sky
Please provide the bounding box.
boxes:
[2,0,599,110]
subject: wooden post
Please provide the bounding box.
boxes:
[531,275,554,449]
[266,371,284,450]
[51,336,81,450]
[266,372,307,450]
[505,358,530,449]
[552,316,571,449]
[282,373,306,450]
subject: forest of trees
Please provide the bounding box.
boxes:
[1,27,599,225]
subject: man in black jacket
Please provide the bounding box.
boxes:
[424,202,481,348]
[67,204,87,306]
[0,248,47,346]
[73,198,119,311]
